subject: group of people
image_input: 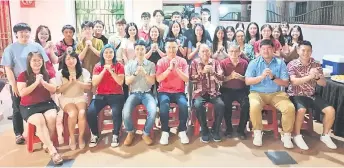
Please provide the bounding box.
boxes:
[0,8,338,165]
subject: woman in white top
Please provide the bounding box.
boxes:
[56,51,91,150]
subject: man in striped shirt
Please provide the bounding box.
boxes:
[287,40,337,150]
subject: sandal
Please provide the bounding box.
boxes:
[43,144,49,153]
[51,153,63,165]
[69,139,76,150]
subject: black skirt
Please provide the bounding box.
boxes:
[20,100,58,121]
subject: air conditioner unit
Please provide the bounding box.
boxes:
[247,4,251,11]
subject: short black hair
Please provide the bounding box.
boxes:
[260,39,275,48]
[81,21,94,29]
[190,13,201,20]
[201,8,210,14]
[115,18,127,25]
[61,24,75,33]
[141,12,151,19]
[93,20,105,27]
[299,40,312,49]
[134,39,146,47]
[13,23,31,34]
[153,10,164,17]
[172,11,181,17]
[165,37,177,43]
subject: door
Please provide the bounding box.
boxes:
[0,0,12,79]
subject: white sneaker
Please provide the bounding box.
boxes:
[281,133,294,149]
[293,134,309,150]
[178,131,189,144]
[253,130,263,147]
[160,131,169,145]
[320,134,337,149]
[89,134,99,148]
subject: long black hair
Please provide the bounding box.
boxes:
[25,52,49,86]
[272,25,285,45]
[245,22,260,43]
[167,21,182,38]
[61,51,82,80]
[125,22,139,40]
[212,26,228,54]
[260,24,273,40]
[191,23,207,48]
[287,25,304,46]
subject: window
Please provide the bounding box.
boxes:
[295,2,307,22]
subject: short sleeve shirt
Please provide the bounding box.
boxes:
[93,63,124,95]
[1,42,49,78]
[125,59,156,93]
[17,71,55,106]
[56,68,91,97]
[76,38,104,73]
[156,56,188,93]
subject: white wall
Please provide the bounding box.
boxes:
[9,0,76,43]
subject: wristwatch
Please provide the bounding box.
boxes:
[270,75,276,81]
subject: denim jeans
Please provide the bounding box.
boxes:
[221,87,250,133]
[158,92,188,132]
[86,94,124,136]
[122,92,157,135]
[194,95,225,134]
[10,86,24,136]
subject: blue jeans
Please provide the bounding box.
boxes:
[158,92,188,132]
[194,95,225,134]
[122,92,157,135]
[86,94,124,136]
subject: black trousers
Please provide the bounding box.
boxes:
[221,87,249,133]
[10,86,24,136]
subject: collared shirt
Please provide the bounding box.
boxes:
[253,39,281,55]
[56,39,77,57]
[245,56,289,93]
[125,59,156,93]
[221,57,248,89]
[138,28,149,41]
[156,56,188,93]
[287,57,322,98]
[190,58,223,99]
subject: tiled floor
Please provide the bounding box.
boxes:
[0,85,343,167]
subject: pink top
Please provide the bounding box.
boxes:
[156,56,188,93]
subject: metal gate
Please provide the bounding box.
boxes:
[75,0,125,37]
[0,0,12,79]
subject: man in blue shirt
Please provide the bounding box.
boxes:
[1,23,50,144]
[245,39,295,148]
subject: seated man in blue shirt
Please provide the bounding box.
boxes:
[245,39,295,148]
[122,40,157,146]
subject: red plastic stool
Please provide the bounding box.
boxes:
[158,103,180,128]
[27,123,58,153]
[63,112,91,145]
[192,103,215,136]
[250,105,279,139]
[132,104,155,139]
[98,106,123,136]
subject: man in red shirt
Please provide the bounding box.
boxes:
[156,38,189,145]
[138,12,151,41]
[190,44,224,143]
[220,43,249,140]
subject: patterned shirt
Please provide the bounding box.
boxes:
[125,59,156,93]
[190,58,223,99]
[56,39,77,57]
[287,58,322,98]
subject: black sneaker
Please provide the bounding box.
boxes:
[15,135,25,144]
[212,132,221,142]
[224,129,234,138]
[89,134,99,148]
[237,131,247,140]
[111,134,119,147]
[200,132,210,143]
